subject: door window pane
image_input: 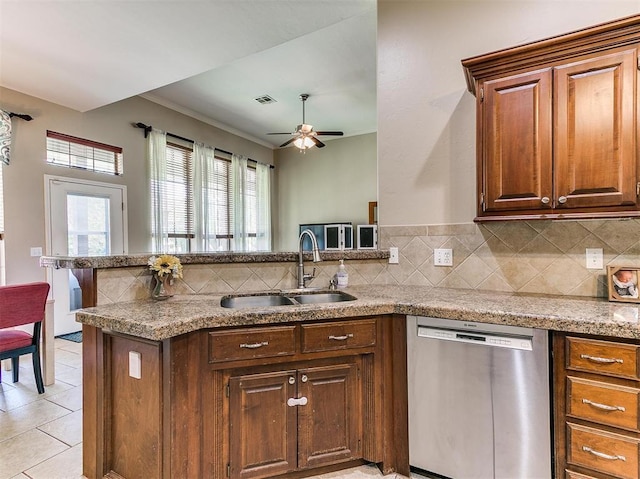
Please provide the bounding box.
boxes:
[67,194,110,256]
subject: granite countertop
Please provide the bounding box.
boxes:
[76,284,640,341]
[40,250,389,269]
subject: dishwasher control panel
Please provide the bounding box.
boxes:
[417,326,533,351]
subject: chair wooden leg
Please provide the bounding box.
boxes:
[33,351,45,394]
[11,357,19,383]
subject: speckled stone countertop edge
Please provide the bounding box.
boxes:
[40,250,389,269]
[75,285,640,342]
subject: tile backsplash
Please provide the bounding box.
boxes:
[96,219,640,304]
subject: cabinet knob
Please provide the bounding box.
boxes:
[558,196,568,204]
[288,376,296,384]
[301,374,308,383]
[541,197,550,205]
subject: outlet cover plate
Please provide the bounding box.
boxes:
[434,248,453,266]
[389,247,399,264]
[586,248,604,270]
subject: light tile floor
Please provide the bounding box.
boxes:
[0,338,416,479]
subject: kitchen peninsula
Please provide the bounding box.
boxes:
[43,253,640,479]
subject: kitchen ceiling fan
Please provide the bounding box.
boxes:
[267,94,343,150]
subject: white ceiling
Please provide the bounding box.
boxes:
[0,0,377,149]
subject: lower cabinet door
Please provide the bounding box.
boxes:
[228,370,298,479]
[297,362,362,469]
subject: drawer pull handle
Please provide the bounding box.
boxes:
[239,341,269,349]
[580,354,623,364]
[287,397,308,407]
[582,446,626,462]
[582,398,626,412]
[329,334,354,341]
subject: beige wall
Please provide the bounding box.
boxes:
[274,133,377,251]
[377,1,639,226]
[0,87,274,284]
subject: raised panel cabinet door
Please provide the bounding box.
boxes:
[481,68,553,212]
[296,362,362,469]
[228,370,297,479]
[554,48,638,209]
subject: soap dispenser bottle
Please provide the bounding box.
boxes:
[336,259,349,288]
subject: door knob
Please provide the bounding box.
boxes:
[541,197,550,205]
[558,196,567,204]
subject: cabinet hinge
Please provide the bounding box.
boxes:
[637,55,640,70]
[480,86,484,102]
[637,181,640,196]
[227,463,230,477]
[480,192,485,211]
[226,383,230,398]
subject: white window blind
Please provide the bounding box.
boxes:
[46,130,123,175]
[152,142,194,252]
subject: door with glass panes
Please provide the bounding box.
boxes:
[45,176,126,335]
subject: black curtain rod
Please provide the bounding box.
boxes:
[8,112,33,121]
[134,122,274,169]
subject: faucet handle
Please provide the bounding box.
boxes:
[329,277,337,290]
[303,267,317,287]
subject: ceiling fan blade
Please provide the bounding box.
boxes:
[310,136,326,148]
[279,138,297,148]
[267,132,294,135]
[315,131,344,136]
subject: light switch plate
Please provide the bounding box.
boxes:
[586,248,603,270]
[30,247,42,257]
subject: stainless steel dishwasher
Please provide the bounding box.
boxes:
[407,315,552,479]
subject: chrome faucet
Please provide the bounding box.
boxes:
[297,229,322,288]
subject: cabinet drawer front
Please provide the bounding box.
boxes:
[565,470,600,479]
[567,337,639,379]
[568,377,640,430]
[301,319,376,353]
[567,423,640,479]
[208,326,296,363]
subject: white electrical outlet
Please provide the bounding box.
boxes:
[434,248,453,266]
[586,248,604,270]
[129,351,141,379]
[389,247,399,264]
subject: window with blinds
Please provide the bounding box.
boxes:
[46,130,123,175]
[152,142,194,253]
[151,142,262,253]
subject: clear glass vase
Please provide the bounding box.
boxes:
[151,272,174,300]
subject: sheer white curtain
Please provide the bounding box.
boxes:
[148,129,168,252]
[193,142,218,251]
[255,162,272,251]
[231,153,248,251]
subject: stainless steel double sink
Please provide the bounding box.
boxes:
[220,290,357,308]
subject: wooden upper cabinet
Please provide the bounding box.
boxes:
[554,49,637,209]
[463,14,640,221]
[482,68,553,212]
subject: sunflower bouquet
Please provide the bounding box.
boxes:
[148,254,183,279]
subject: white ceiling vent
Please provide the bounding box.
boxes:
[255,95,277,105]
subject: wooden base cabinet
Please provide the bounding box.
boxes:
[82,315,409,479]
[554,333,640,479]
[229,362,362,479]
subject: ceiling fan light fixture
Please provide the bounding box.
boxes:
[293,136,315,150]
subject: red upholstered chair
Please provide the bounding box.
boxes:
[0,282,50,394]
